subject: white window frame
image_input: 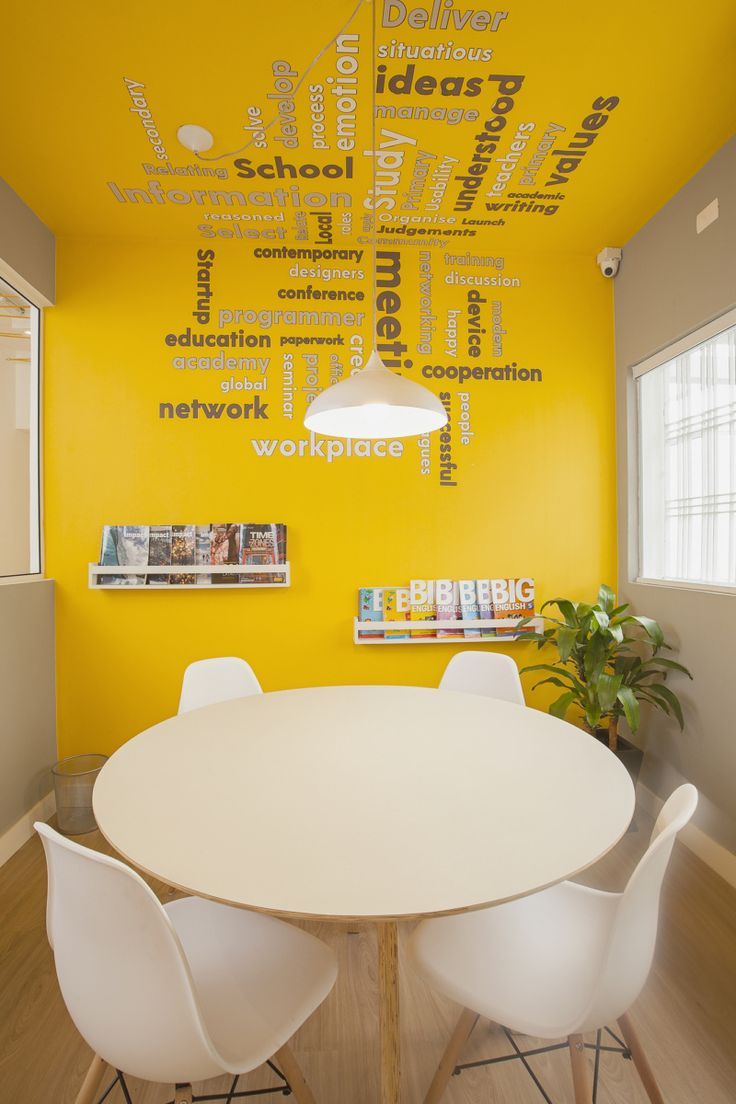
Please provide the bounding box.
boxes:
[0,274,42,581]
[632,304,736,595]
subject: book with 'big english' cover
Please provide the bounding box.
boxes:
[435,579,463,639]
[409,580,436,638]
[458,579,481,638]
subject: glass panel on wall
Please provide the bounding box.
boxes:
[0,275,40,576]
[638,321,736,587]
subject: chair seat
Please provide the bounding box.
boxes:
[165,897,337,1072]
[409,881,619,1038]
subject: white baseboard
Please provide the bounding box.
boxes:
[636,782,736,890]
[0,791,56,868]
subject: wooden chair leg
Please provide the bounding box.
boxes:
[174,1086,193,1104]
[73,1054,108,1104]
[424,1008,479,1104]
[274,1044,317,1104]
[618,1012,666,1104]
[568,1034,593,1104]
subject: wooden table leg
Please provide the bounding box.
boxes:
[377,921,401,1104]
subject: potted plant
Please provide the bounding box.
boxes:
[519,584,692,780]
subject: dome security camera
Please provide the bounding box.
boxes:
[597,247,622,278]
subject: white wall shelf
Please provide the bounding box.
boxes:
[353,615,543,644]
[89,563,291,589]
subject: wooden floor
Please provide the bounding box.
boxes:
[1,805,735,1104]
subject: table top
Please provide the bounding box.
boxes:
[93,685,635,921]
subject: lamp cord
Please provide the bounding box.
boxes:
[195,0,366,162]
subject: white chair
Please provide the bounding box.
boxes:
[439,651,525,705]
[408,784,698,1104]
[35,822,337,1104]
[178,656,262,714]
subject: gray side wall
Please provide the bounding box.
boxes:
[0,177,55,304]
[0,580,56,833]
[615,137,736,851]
[0,180,57,841]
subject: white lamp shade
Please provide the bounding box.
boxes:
[303,350,448,439]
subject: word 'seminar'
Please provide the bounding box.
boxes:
[382,1,509,32]
[106,182,351,208]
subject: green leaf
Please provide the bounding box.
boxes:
[583,631,609,684]
[592,610,611,634]
[549,691,576,719]
[616,686,640,733]
[598,583,616,612]
[540,598,577,625]
[557,625,579,663]
[608,622,624,644]
[597,672,623,713]
[645,683,685,729]
[522,662,582,687]
[632,615,664,647]
[640,657,693,678]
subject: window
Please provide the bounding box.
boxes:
[0,275,40,577]
[636,309,736,589]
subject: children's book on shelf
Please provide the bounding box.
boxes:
[383,587,410,640]
[240,523,287,584]
[195,525,212,585]
[491,577,536,636]
[476,578,495,639]
[409,580,436,638]
[436,579,463,639]
[211,523,240,584]
[146,525,172,585]
[171,525,196,585]
[458,579,481,639]
[358,588,384,639]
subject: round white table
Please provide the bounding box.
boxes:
[93,685,635,1104]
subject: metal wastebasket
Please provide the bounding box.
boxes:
[52,754,108,834]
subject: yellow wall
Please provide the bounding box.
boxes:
[45,236,616,757]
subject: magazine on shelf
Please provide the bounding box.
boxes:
[117,524,150,586]
[458,579,481,639]
[99,525,124,586]
[358,588,384,639]
[147,525,172,585]
[195,525,212,585]
[240,523,287,584]
[171,525,196,585]
[409,580,436,639]
[436,580,463,639]
[492,578,536,636]
[211,523,240,583]
[383,587,410,640]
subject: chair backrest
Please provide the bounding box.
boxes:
[178,656,262,714]
[580,783,698,1030]
[34,822,224,1084]
[439,651,525,705]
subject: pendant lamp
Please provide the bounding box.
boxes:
[303,3,448,440]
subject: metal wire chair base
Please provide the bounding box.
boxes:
[453,1025,632,1104]
[96,1059,292,1104]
